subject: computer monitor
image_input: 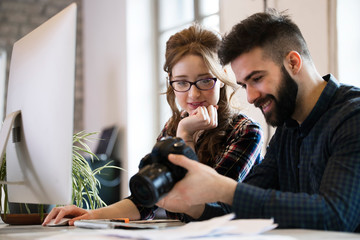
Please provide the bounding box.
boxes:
[95,126,118,161]
[0,3,77,205]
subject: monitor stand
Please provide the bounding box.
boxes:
[0,110,41,225]
[0,110,21,181]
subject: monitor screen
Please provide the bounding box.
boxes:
[0,3,77,205]
[95,126,118,160]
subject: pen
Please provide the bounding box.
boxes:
[110,218,130,223]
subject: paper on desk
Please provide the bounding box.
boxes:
[103,213,278,239]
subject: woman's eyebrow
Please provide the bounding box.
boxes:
[172,75,188,79]
[173,73,211,79]
[197,73,213,78]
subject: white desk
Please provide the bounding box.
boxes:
[265,229,360,239]
[1,222,360,240]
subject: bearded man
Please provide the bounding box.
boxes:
[157,9,360,232]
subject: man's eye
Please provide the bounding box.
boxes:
[252,76,263,82]
[237,83,246,89]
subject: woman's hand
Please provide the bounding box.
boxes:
[42,205,97,226]
[42,199,141,226]
[177,105,218,143]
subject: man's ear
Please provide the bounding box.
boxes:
[219,80,225,88]
[219,68,227,88]
[284,51,302,75]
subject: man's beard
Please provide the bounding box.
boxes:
[256,66,298,127]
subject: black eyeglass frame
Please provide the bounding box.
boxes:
[169,77,218,92]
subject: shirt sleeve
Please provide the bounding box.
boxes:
[214,115,264,181]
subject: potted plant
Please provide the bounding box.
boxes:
[0,131,123,224]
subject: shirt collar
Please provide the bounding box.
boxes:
[285,74,340,136]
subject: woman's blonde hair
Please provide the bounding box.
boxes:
[163,24,238,165]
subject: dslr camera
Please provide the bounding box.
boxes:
[129,137,198,207]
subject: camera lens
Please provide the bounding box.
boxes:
[130,163,174,207]
[130,180,153,204]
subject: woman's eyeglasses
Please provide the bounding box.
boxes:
[169,78,217,92]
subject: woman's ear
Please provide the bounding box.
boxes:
[284,51,302,75]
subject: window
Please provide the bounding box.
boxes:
[155,0,220,131]
[337,0,360,86]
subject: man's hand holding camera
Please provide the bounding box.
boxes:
[156,153,238,219]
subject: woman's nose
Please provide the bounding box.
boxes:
[188,85,201,98]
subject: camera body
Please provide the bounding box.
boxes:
[129,137,198,207]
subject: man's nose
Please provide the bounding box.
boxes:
[246,85,261,104]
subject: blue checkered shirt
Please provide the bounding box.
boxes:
[201,74,360,232]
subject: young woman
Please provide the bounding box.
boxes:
[43,24,263,226]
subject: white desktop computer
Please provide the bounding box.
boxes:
[0,3,77,206]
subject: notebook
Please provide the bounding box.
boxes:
[74,219,184,230]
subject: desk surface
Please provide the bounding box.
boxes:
[1,222,360,240]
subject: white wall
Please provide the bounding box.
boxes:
[219,0,331,150]
[337,0,360,86]
[125,0,157,196]
[82,0,156,198]
[82,0,127,147]
[0,50,4,209]
[83,0,128,198]
[0,50,6,122]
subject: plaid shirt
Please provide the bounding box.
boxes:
[202,74,360,232]
[130,113,263,220]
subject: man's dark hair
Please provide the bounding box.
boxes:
[218,9,311,66]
